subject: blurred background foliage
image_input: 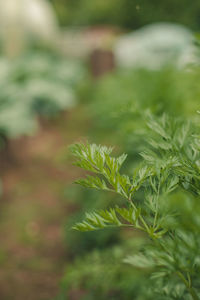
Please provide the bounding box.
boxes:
[0,51,85,139]
[0,0,200,300]
[50,0,200,30]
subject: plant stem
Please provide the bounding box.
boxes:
[176,272,199,300]
[189,288,199,300]
[128,198,150,232]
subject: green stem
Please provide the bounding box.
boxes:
[176,272,199,300]
[189,288,199,300]
[128,198,150,233]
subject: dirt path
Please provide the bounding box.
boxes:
[0,107,89,300]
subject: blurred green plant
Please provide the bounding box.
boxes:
[90,67,200,127]
[85,67,200,165]
[57,239,156,300]
[69,115,200,299]
[51,0,200,30]
[0,51,85,140]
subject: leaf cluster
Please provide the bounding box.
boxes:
[70,115,200,299]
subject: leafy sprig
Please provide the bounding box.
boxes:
[70,115,200,300]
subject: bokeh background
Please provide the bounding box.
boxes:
[0,1,200,299]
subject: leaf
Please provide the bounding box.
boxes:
[164,176,179,194]
[116,206,141,227]
[72,206,142,232]
[147,117,170,140]
[124,254,155,268]
[75,175,109,191]
[71,142,131,198]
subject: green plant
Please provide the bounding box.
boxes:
[0,51,85,140]
[89,68,200,130]
[85,66,200,172]
[58,239,153,300]
[52,0,200,30]
[63,187,121,256]
[70,114,200,299]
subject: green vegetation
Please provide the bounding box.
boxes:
[51,0,200,30]
[0,50,85,143]
[58,53,200,299]
[1,3,200,298]
[69,115,200,299]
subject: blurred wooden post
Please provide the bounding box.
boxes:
[90,48,115,78]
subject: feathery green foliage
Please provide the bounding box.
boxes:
[70,115,200,300]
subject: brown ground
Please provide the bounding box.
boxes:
[0,107,89,300]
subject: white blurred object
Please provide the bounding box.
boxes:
[0,0,59,56]
[115,23,198,70]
